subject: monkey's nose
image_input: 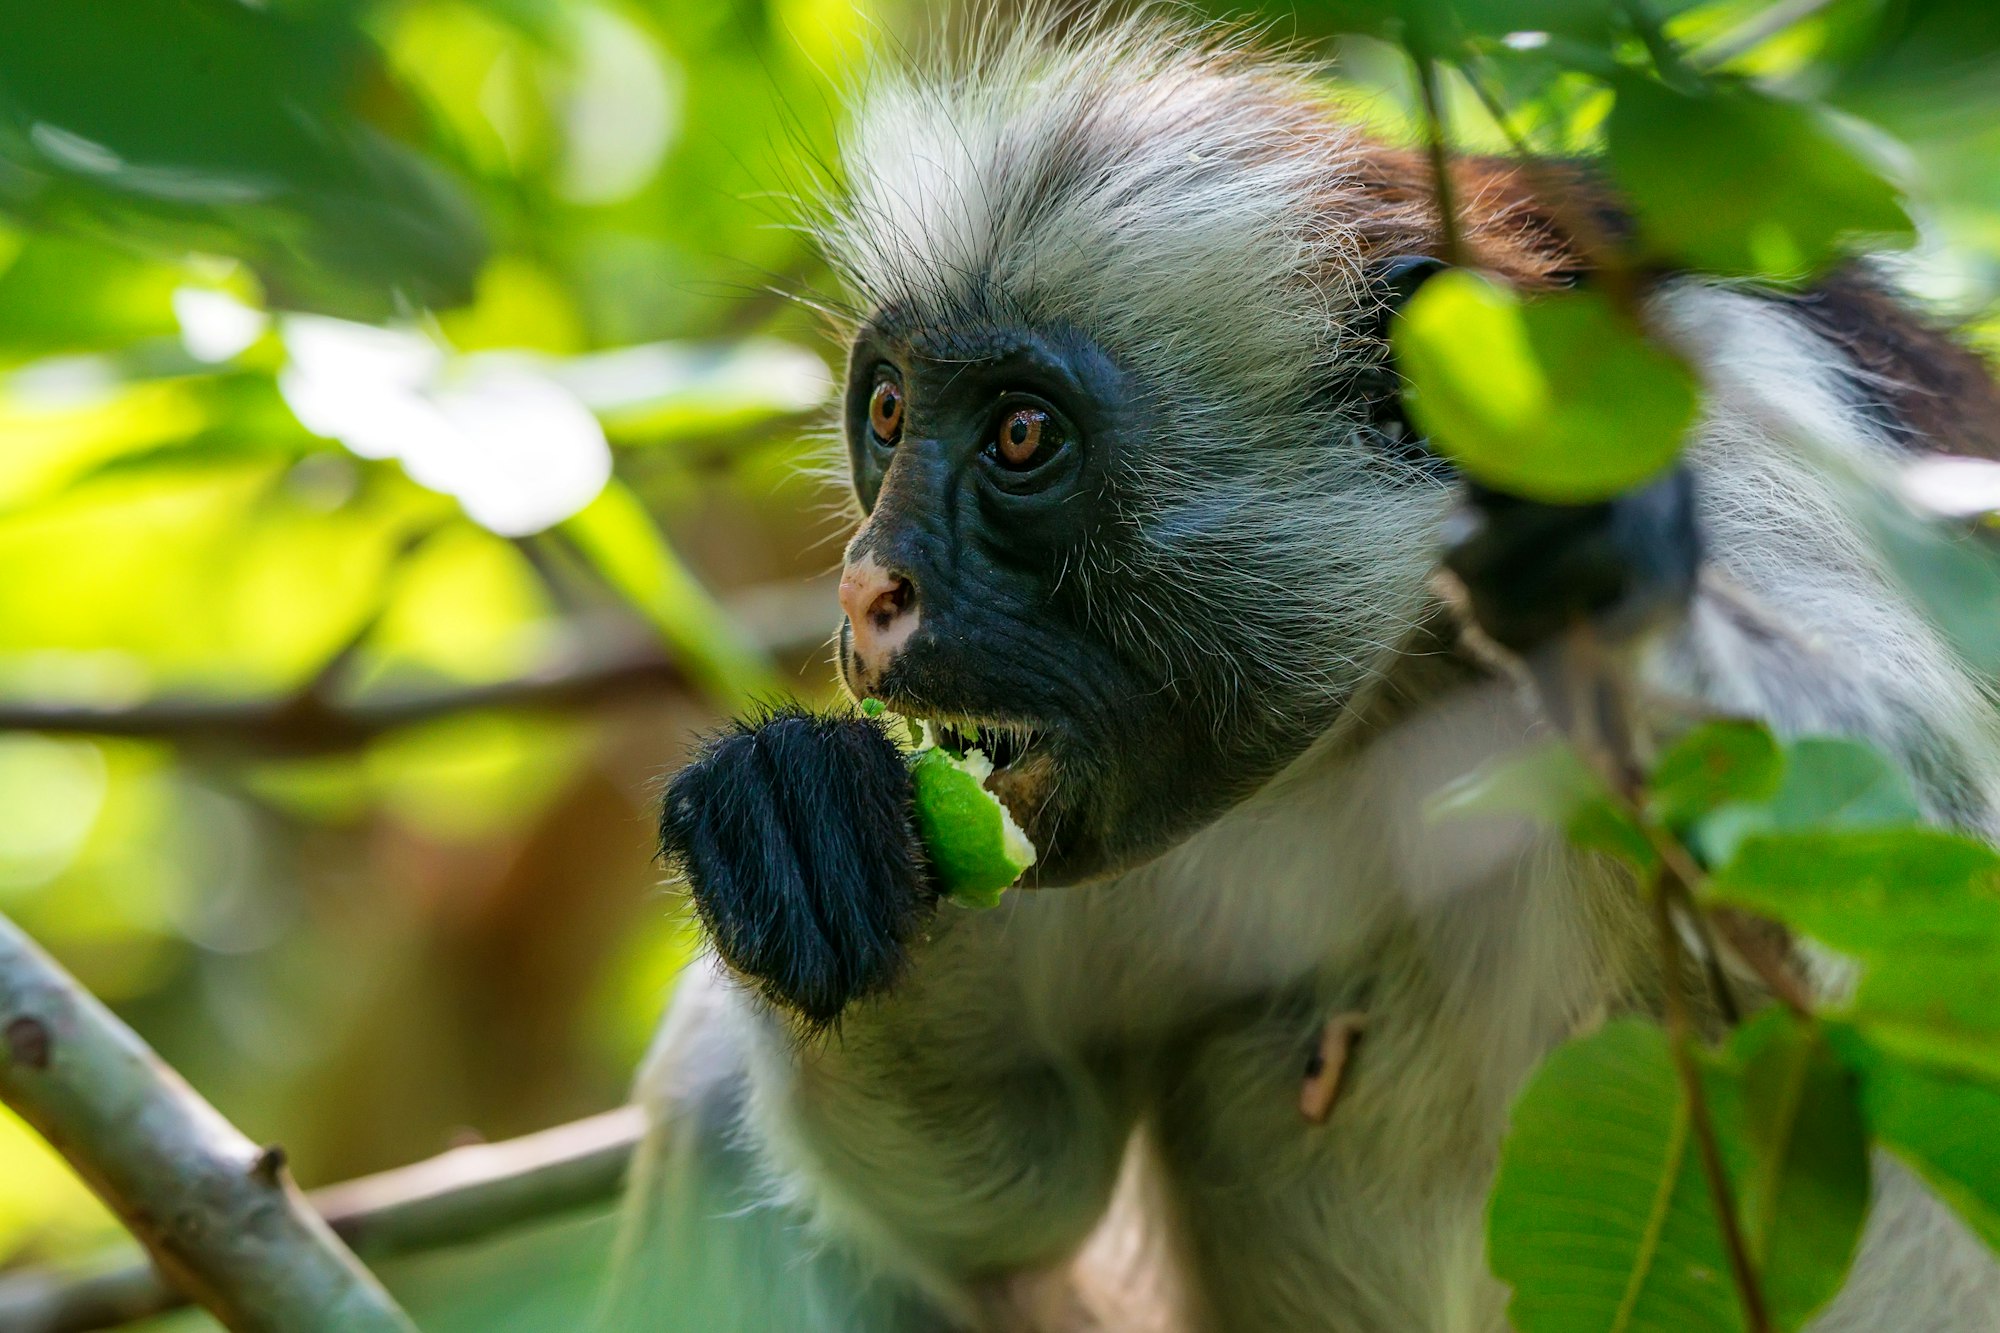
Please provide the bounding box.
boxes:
[839,553,920,675]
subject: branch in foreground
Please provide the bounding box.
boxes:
[0,579,837,753]
[0,1108,644,1333]
[0,916,416,1333]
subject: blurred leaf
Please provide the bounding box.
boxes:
[1756,738,1924,831]
[383,1210,615,1333]
[0,453,425,687]
[1691,734,1924,866]
[367,525,555,683]
[1856,490,2000,676]
[439,256,586,355]
[0,0,487,317]
[0,379,210,513]
[1828,0,2000,142]
[1489,1020,1747,1333]
[1706,827,2000,1078]
[1286,0,1698,45]
[1649,720,1783,830]
[365,711,590,841]
[1851,953,2000,1082]
[1705,827,2000,959]
[1606,75,1914,280]
[1725,1013,1870,1328]
[1832,1025,2000,1252]
[0,233,181,360]
[1491,1016,1867,1333]
[0,1106,115,1263]
[1394,272,1698,503]
[1428,738,1656,871]
[0,735,107,896]
[1428,738,1602,824]
[560,478,774,707]
[2,743,196,1001]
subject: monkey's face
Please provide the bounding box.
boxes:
[813,28,1459,887]
[833,311,1429,887]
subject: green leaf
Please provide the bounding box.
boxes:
[559,479,775,709]
[0,234,181,361]
[1394,272,1698,503]
[1491,1017,1868,1333]
[1426,739,1656,872]
[1849,955,2000,1083]
[1832,1025,2000,1254]
[1649,721,1783,830]
[1569,796,1661,876]
[0,0,486,317]
[1858,490,2000,677]
[1704,827,2000,961]
[1725,1013,1870,1329]
[1829,0,2000,143]
[1490,1020,1747,1333]
[1692,735,1924,866]
[1606,76,1915,280]
[1427,738,1602,824]
[1760,738,1924,832]
[1706,827,2000,1079]
[1287,0,1701,45]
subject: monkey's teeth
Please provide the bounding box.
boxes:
[912,717,1041,773]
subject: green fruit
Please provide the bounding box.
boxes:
[909,746,1037,908]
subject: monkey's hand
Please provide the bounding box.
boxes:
[659,707,936,1030]
[1439,465,1702,656]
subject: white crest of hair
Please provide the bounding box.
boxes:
[817,7,1448,710]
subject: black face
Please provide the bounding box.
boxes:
[834,317,1326,887]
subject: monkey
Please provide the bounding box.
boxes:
[601,13,2000,1333]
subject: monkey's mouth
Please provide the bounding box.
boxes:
[921,718,1042,771]
[905,713,1061,846]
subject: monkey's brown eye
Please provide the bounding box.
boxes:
[993,406,1054,469]
[868,377,904,445]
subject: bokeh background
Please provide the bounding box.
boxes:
[0,0,1995,1328]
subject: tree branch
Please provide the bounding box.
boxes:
[0,915,417,1333]
[0,580,836,754]
[0,1108,644,1333]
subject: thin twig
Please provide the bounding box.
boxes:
[1457,53,1540,161]
[1668,877,1745,1027]
[0,1108,645,1333]
[1622,0,1708,94]
[1652,884,1775,1333]
[1411,48,1466,267]
[1532,629,1778,1331]
[0,916,417,1333]
[0,581,836,754]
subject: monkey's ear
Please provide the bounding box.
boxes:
[1368,254,1450,336]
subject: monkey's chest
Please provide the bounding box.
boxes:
[1125,971,1576,1333]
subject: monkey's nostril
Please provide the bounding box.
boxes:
[838,556,923,676]
[867,577,912,628]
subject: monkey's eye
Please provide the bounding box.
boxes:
[990,405,1061,471]
[868,375,904,446]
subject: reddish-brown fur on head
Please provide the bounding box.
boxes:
[1335,137,2000,462]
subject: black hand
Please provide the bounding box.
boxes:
[1441,466,1702,656]
[659,708,934,1029]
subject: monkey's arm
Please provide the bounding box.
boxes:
[649,712,1132,1304]
[598,960,951,1333]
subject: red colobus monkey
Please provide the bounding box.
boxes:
[612,14,2000,1332]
